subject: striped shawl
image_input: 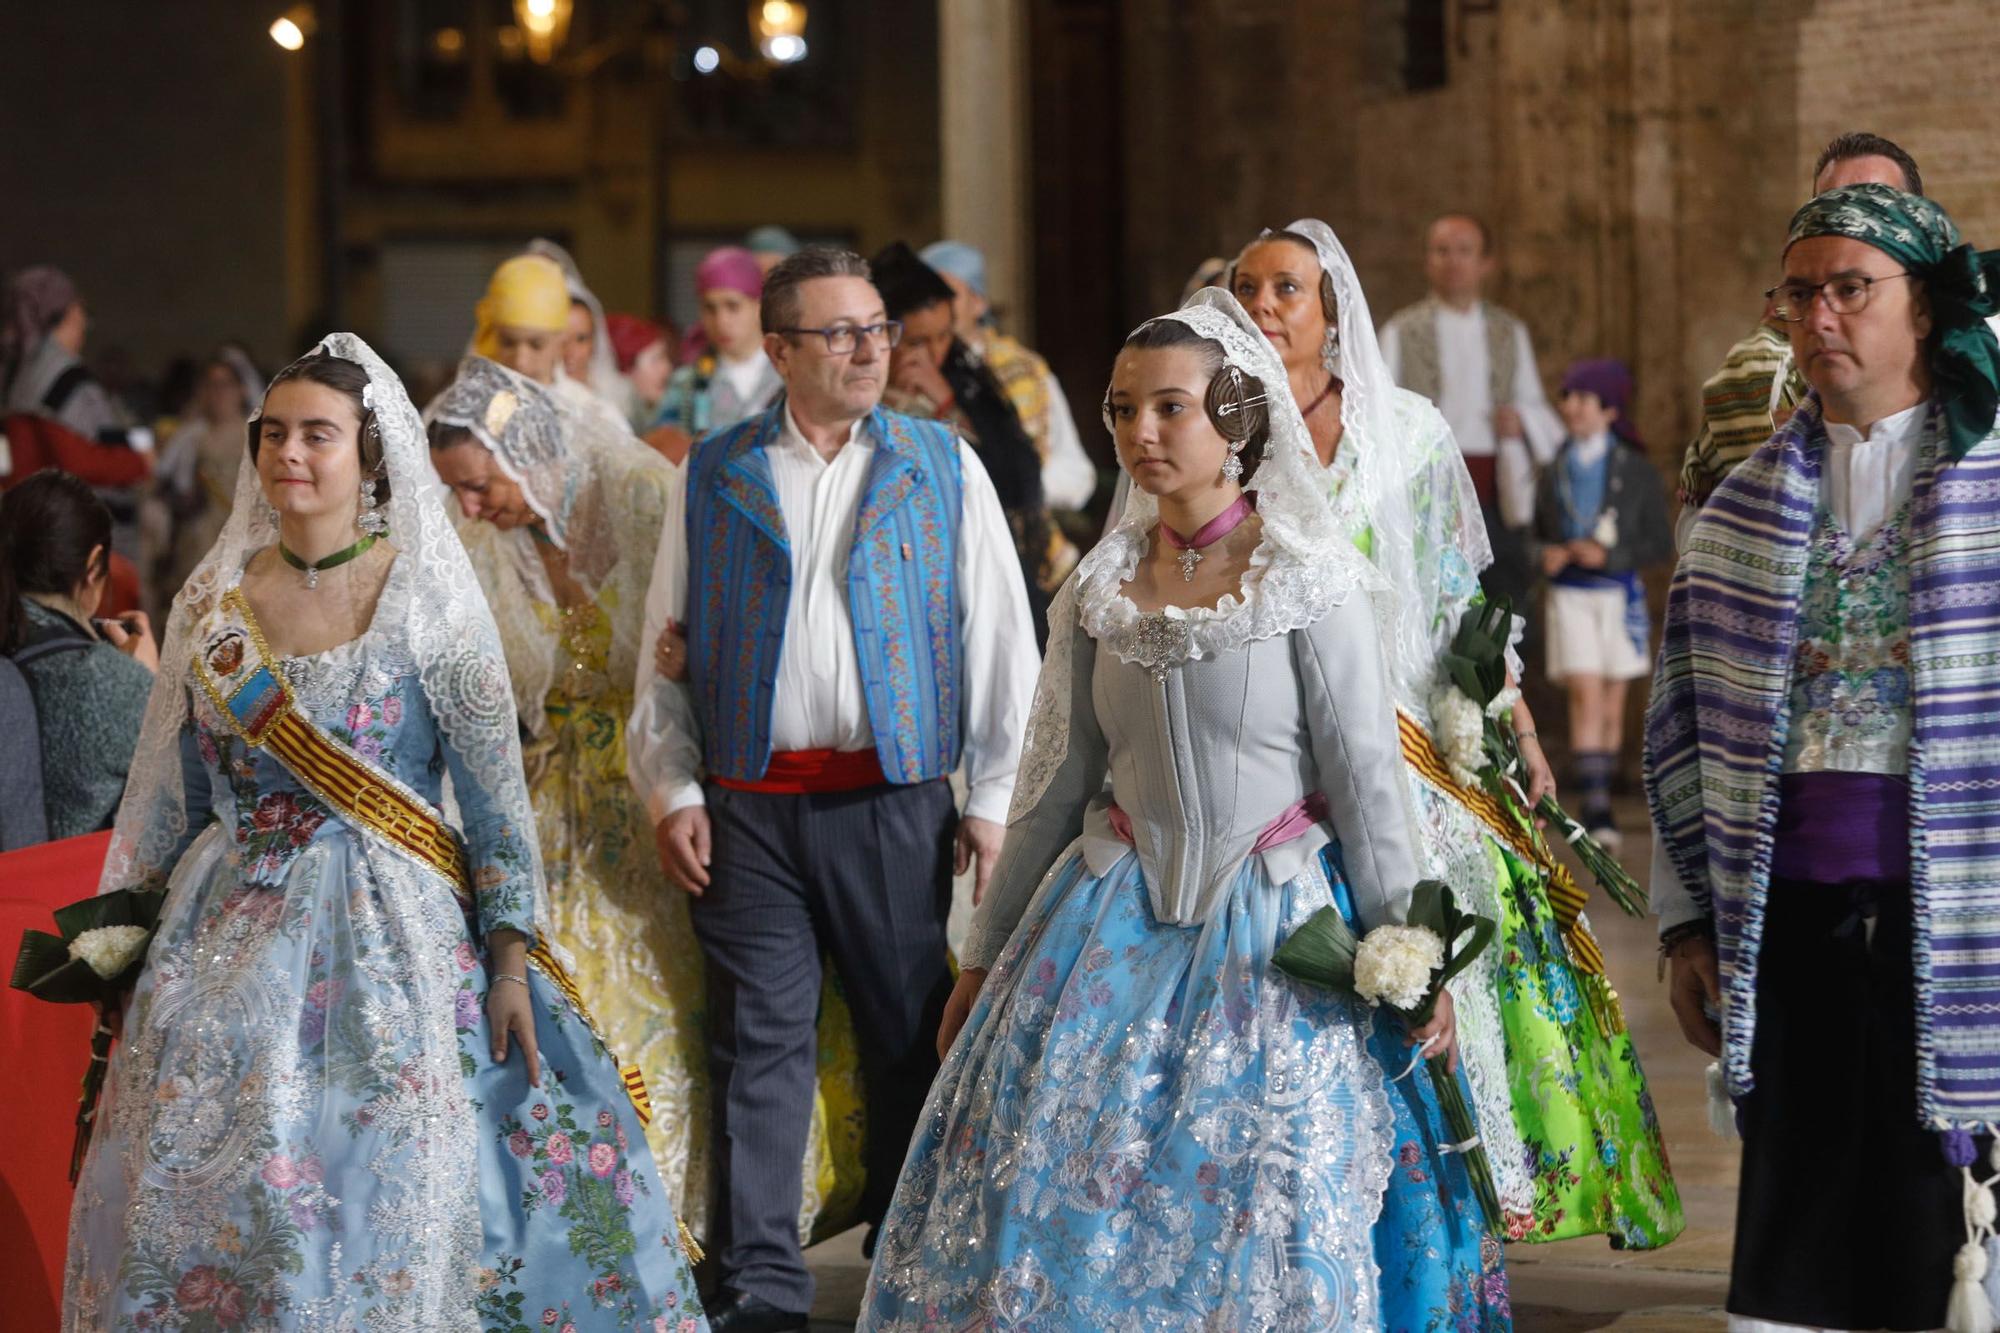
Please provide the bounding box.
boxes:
[1645,391,2000,1126]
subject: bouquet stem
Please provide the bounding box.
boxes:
[71,1018,115,1183]
[1428,1059,1503,1235]
[1533,793,1647,917]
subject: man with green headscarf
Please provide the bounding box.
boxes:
[1646,182,2000,1330]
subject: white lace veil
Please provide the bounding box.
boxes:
[1010,288,1390,820]
[1086,286,1377,600]
[1235,219,1493,717]
[425,356,670,737]
[102,333,549,942]
[527,237,633,415]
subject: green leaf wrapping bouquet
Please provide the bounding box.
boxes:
[1273,880,1502,1232]
[11,887,166,1179]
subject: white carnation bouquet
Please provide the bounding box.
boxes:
[1273,880,1502,1232]
[11,885,166,1179]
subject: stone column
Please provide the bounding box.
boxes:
[938,0,1031,328]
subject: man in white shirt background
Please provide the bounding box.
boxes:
[626,245,1038,1333]
[1380,213,1564,620]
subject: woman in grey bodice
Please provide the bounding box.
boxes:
[858,290,1512,1331]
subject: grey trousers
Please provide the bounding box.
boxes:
[691,777,957,1311]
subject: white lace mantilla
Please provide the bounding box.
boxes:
[104,333,557,957]
[1008,290,1390,823]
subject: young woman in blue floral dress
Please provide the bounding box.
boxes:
[63,335,707,1332]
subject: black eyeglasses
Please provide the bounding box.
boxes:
[777,321,904,354]
[1765,272,1915,322]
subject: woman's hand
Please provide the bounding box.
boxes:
[654,618,690,682]
[937,966,987,1061]
[1510,693,1556,814]
[486,928,541,1086]
[1407,986,1460,1075]
[1539,544,1571,577]
[100,611,159,673]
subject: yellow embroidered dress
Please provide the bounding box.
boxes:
[430,358,864,1241]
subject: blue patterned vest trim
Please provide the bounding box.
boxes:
[685,402,965,784]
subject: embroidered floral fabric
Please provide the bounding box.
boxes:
[66,620,705,1329]
[1782,500,1914,776]
[866,854,1396,1330]
[1487,845,1686,1248]
[66,333,706,1330]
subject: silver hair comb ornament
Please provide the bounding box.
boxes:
[1214,390,1269,418]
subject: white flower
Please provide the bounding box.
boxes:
[1352,925,1445,1012]
[1486,683,1521,722]
[67,925,151,980]
[1428,686,1487,788]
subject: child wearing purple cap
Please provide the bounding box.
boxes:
[1531,358,1670,845]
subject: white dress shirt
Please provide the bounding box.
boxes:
[1822,401,1923,542]
[626,403,1039,826]
[1380,301,1563,526]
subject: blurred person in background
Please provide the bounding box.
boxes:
[2,266,154,563]
[606,311,677,440]
[149,347,261,609]
[746,224,802,277]
[1,468,156,841]
[650,247,782,460]
[874,241,1064,642]
[921,239,1098,521]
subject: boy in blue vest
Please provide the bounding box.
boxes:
[626,245,1039,1333]
[1530,357,1670,850]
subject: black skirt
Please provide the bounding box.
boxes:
[1729,877,1965,1330]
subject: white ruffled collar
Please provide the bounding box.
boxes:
[1078,520,1325,679]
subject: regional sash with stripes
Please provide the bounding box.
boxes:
[194,588,472,902]
[1397,708,1605,978]
[191,588,660,1131]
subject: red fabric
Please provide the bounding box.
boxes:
[711,748,887,794]
[1461,452,1497,508]
[1,413,152,490]
[0,829,113,1325]
[605,313,667,373]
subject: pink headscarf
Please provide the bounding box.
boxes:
[696,247,763,299]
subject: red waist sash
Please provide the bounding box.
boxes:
[712,748,887,794]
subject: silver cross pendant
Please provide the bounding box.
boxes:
[1176,546,1202,582]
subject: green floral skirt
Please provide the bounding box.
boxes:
[1490,845,1686,1248]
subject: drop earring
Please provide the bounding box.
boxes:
[1320,324,1341,375]
[359,474,388,536]
[1220,440,1246,485]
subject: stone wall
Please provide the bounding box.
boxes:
[1111,0,1998,458]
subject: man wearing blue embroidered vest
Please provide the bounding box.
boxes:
[626,245,1037,1332]
[1647,184,2000,1331]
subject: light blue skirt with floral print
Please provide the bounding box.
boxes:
[64,821,707,1333]
[858,841,1510,1332]
[1329,859,1512,1332]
